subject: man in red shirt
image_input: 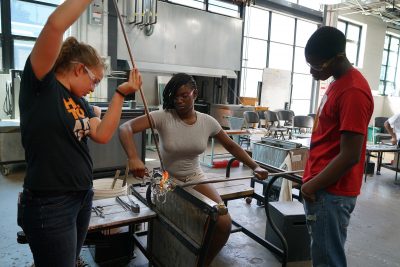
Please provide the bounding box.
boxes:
[302,26,373,267]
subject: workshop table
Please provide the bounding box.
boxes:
[365,144,400,183]
[89,195,156,231]
[88,195,156,264]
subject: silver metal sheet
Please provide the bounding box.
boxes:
[118,1,243,73]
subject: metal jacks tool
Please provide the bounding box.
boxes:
[92,206,105,218]
[127,195,140,213]
[116,196,140,213]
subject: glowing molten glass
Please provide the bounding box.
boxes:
[159,171,169,189]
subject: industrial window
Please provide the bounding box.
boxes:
[0,0,59,71]
[287,0,322,11]
[39,0,61,4]
[208,0,239,17]
[380,34,400,96]
[337,19,362,67]
[241,5,318,115]
[241,7,269,98]
[291,19,317,115]
[11,0,56,38]
[168,0,239,17]
[13,39,35,70]
[168,0,205,10]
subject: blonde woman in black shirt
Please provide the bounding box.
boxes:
[18,1,142,266]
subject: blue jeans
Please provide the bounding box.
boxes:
[303,190,356,267]
[18,189,93,267]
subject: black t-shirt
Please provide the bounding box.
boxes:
[20,57,96,191]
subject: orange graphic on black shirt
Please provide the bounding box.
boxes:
[64,98,85,119]
[64,98,90,141]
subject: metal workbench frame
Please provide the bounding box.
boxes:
[130,183,221,267]
[225,158,303,267]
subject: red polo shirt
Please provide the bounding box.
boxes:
[303,68,373,196]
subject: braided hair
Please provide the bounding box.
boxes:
[162,73,197,110]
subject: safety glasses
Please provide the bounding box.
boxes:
[83,66,101,88]
[71,61,101,88]
[306,53,345,72]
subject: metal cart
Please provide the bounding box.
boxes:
[0,120,25,175]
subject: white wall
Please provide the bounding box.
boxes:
[339,12,400,122]
[382,96,400,117]
[371,94,400,122]
[372,94,385,120]
[71,3,109,103]
[339,12,386,92]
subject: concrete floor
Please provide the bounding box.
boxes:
[1,147,400,267]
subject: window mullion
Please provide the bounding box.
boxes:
[356,24,361,66]
[395,36,400,95]
[2,0,12,71]
[384,36,391,95]
[290,18,297,110]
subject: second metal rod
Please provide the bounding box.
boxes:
[180,170,304,188]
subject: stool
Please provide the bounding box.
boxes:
[265,201,310,262]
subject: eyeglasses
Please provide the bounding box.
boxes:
[174,91,194,101]
[71,61,101,88]
[83,66,101,88]
[307,53,345,72]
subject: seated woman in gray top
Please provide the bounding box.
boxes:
[119,73,268,266]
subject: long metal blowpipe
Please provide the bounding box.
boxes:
[111,0,165,171]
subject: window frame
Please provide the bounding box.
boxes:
[380,34,400,96]
[207,0,240,17]
[164,0,240,18]
[287,0,322,11]
[337,19,362,67]
[167,0,205,10]
[1,0,59,72]
[240,5,320,115]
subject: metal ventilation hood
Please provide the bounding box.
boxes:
[331,0,400,28]
[107,59,237,79]
[134,61,237,79]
